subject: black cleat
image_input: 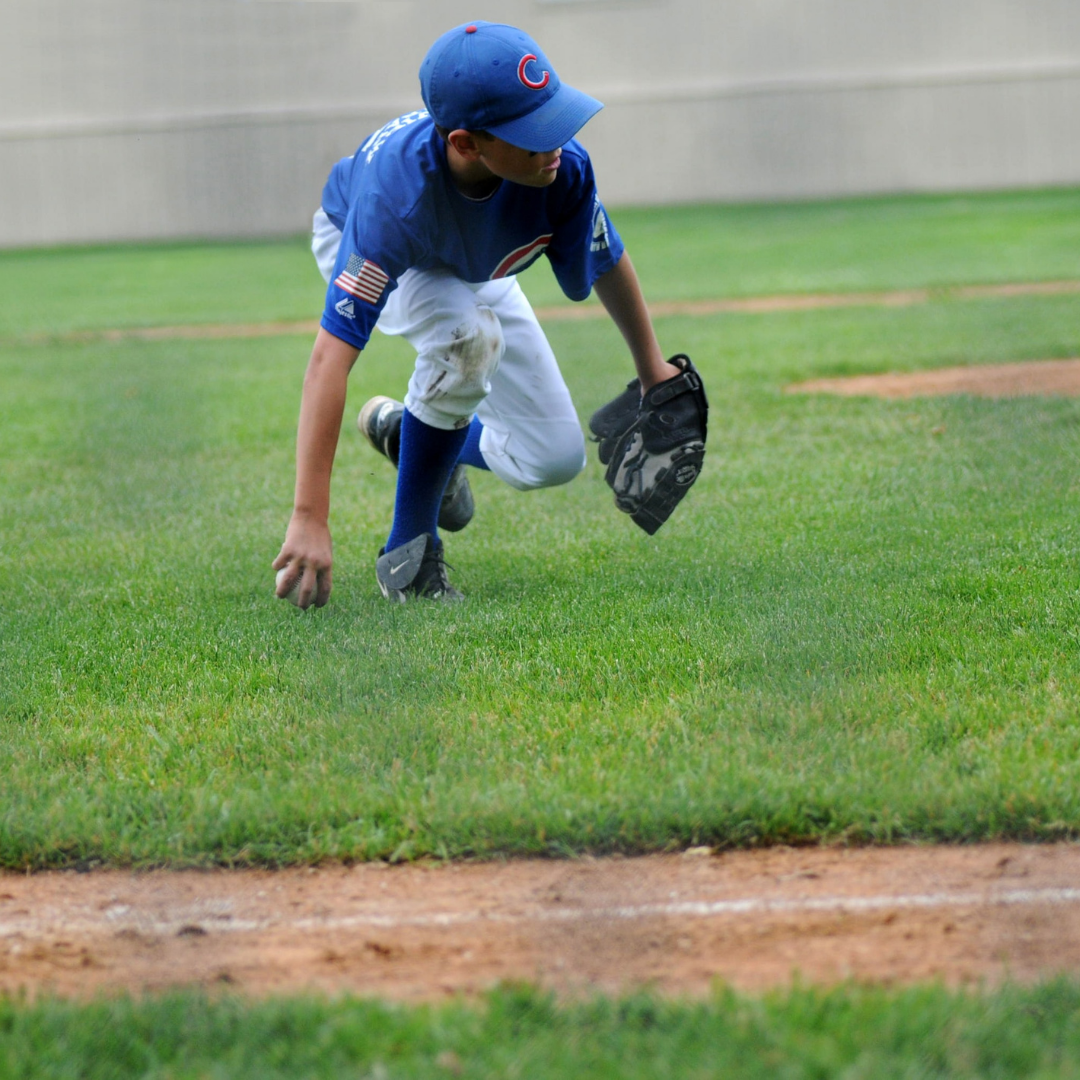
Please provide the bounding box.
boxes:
[358,395,403,465]
[437,462,475,533]
[376,533,463,602]
[358,396,475,532]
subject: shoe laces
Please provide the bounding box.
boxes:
[421,544,455,589]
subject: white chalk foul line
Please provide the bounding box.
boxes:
[282,887,1080,933]
[3,886,1080,940]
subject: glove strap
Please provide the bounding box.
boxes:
[648,369,702,406]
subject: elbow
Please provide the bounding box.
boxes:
[305,329,360,387]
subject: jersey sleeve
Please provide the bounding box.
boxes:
[319,192,420,350]
[544,151,625,302]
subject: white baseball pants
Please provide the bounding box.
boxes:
[313,208,586,491]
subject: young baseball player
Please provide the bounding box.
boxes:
[274,20,698,607]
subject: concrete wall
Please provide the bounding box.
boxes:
[2,0,1078,247]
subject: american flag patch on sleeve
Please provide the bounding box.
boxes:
[334,254,390,305]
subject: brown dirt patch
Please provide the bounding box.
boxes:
[2,844,1079,1000]
[11,278,1080,347]
[787,357,1080,399]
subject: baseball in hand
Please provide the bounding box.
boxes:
[276,567,304,608]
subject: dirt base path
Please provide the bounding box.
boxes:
[787,357,1080,398]
[3,844,1079,1000]
[14,280,1080,401]
[11,278,1080,348]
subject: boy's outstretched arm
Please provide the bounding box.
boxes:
[589,251,709,535]
[592,251,681,391]
[272,328,359,609]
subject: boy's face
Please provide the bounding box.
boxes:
[470,134,563,188]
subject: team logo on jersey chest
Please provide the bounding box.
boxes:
[491,234,553,279]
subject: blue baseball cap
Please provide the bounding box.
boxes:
[420,21,603,152]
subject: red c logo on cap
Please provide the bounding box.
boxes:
[518,54,550,90]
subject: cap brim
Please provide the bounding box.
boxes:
[486,83,604,153]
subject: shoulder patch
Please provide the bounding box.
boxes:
[335,254,389,305]
[591,197,611,253]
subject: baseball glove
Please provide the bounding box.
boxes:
[588,354,708,535]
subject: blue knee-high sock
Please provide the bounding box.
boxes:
[385,409,470,551]
[456,415,491,471]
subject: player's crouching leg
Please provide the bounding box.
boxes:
[404,305,505,431]
[373,305,506,602]
[474,410,587,492]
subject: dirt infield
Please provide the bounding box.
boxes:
[18,280,1080,402]
[12,278,1080,348]
[787,357,1080,399]
[2,844,1079,1000]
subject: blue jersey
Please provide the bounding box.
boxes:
[319,111,624,350]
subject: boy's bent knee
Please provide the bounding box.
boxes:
[442,305,504,392]
[486,428,587,490]
[406,305,506,428]
[529,443,587,488]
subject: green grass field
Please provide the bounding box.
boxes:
[2,189,1080,1075]
[2,189,1079,868]
[4,980,1080,1079]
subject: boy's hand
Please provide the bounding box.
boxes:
[274,328,358,611]
[272,513,333,610]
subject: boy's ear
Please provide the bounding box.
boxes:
[447,129,484,160]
